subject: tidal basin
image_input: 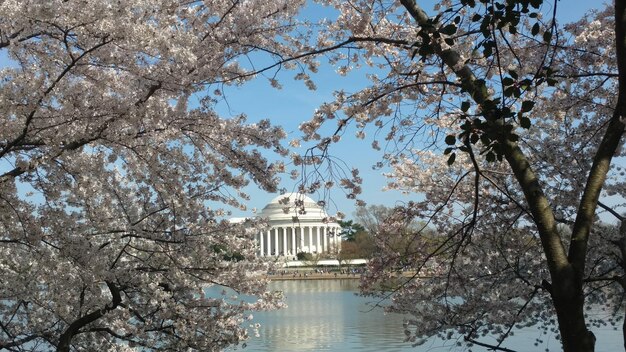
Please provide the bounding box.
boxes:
[224,279,622,352]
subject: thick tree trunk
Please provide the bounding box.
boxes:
[609,235,626,351]
[503,139,595,352]
[618,221,626,350]
[396,1,626,351]
[554,303,595,352]
[555,0,626,350]
[551,268,596,352]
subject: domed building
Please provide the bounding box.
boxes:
[256,193,342,257]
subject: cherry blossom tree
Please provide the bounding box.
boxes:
[0,0,302,350]
[289,0,626,351]
[3,0,624,351]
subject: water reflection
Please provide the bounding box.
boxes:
[239,280,418,352]
[225,279,621,352]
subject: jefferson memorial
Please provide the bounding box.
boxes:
[255,193,342,257]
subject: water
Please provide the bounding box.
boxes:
[225,279,622,351]
[240,279,415,352]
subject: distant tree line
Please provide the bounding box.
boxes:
[338,205,440,263]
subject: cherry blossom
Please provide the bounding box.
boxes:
[290,1,625,351]
[0,0,302,350]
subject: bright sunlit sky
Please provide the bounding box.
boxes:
[0,0,606,220]
[211,0,606,219]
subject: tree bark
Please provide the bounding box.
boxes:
[57,281,121,352]
[501,139,596,352]
[396,0,626,351]
[550,266,596,352]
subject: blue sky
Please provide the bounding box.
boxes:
[0,0,606,220]
[212,61,416,217]
[212,0,606,218]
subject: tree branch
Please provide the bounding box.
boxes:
[568,0,626,277]
[398,0,569,278]
[57,281,121,352]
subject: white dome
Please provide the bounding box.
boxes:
[254,193,343,257]
[260,193,331,224]
[228,217,248,224]
[267,192,317,205]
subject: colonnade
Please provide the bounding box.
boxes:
[257,224,341,257]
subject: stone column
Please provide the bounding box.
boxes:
[325,227,330,253]
[266,229,271,256]
[276,227,281,256]
[272,228,278,256]
[316,226,321,253]
[291,226,296,256]
[282,227,288,256]
[259,231,264,257]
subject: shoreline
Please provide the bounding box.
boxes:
[266,270,418,281]
[267,273,362,281]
